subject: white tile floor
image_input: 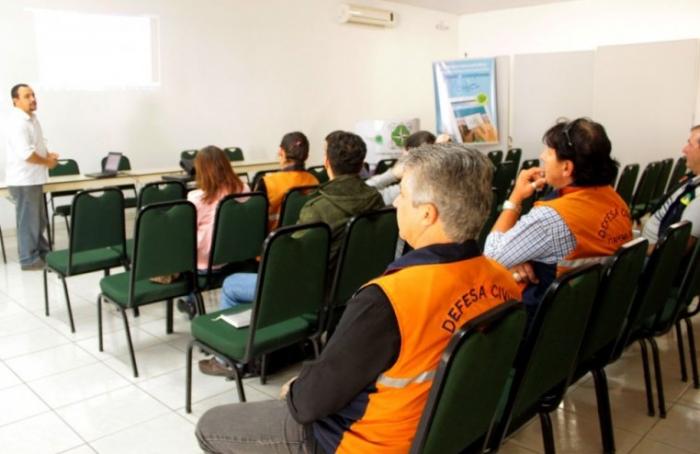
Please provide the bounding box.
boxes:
[0,226,699,453]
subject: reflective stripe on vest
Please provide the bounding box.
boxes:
[376,369,436,388]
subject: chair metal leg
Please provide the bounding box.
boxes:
[648,337,667,418]
[638,339,656,417]
[260,355,267,385]
[677,322,688,382]
[97,295,104,352]
[61,277,75,333]
[231,364,247,403]
[592,368,616,454]
[186,341,194,413]
[119,307,139,377]
[311,337,321,359]
[104,268,110,277]
[133,307,140,318]
[538,412,556,454]
[195,292,206,316]
[43,269,49,316]
[0,225,6,264]
[51,214,56,248]
[44,194,53,250]
[64,216,70,237]
[166,299,173,334]
[684,317,700,389]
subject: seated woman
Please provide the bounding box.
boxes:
[177,145,250,318]
[484,118,633,313]
[256,131,318,230]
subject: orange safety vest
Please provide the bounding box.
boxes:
[335,256,521,453]
[263,170,318,230]
[535,186,632,274]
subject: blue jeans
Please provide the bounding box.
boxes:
[220,273,258,310]
[9,185,50,266]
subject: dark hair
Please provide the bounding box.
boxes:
[325,130,344,142]
[279,131,309,165]
[11,83,29,100]
[326,131,367,176]
[542,118,618,186]
[405,130,436,150]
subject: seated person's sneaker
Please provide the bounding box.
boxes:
[21,258,45,271]
[198,358,232,377]
[176,298,197,320]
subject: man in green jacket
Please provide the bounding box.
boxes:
[199,131,384,376]
[298,131,384,270]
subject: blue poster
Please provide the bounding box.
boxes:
[433,58,498,144]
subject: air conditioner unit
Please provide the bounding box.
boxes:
[337,4,396,27]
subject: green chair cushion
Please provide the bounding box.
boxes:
[46,247,123,275]
[100,272,191,307]
[191,307,312,361]
[54,205,72,217]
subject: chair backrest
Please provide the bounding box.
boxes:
[492,161,517,206]
[101,154,131,171]
[374,159,397,176]
[669,156,687,190]
[307,165,329,184]
[631,161,661,217]
[237,172,250,184]
[224,147,244,162]
[208,193,268,273]
[576,238,648,367]
[69,188,126,268]
[278,185,318,227]
[615,163,640,206]
[246,223,330,359]
[501,264,601,432]
[327,208,398,314]
[487,150,503,167]
[180,149,198,161]
[652,158,674,201]
[130,201,197,287]
[410,301,526,454]
[137,181,186,210]
[520,159,539,172]
[619,221,691,351]
[506,148,522,169]
[252,169,280,189]
[478,189,499,251]
[49,159,80,177]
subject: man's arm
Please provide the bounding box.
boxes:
[286,285,400,424]
[26,152,58,169]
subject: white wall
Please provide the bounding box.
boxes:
[0,0,458,232]
[458,0,700,159]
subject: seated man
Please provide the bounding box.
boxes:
[642,125,700,252]
[484,118,633,313]
[195,144,521,453]
[256,131,319,230]
[199,131,383,376]
[366,130,436,205]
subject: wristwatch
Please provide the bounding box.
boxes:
[502,200,521,213]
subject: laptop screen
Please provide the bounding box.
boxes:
[104,152,122,172]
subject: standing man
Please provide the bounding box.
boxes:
[5,84,58,270]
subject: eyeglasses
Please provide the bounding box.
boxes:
[561,120,578,151]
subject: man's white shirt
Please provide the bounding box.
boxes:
[5,107,48,186]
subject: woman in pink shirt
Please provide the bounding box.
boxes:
[178,146,250,318]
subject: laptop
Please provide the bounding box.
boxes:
[85,152,123,179]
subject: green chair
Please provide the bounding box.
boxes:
[520,158,539,172]
[98,200,200,377]
[324,207,399,339]
[630,161,661,220]
[410,302,526,454]
[478,189,499,251]
[251,169,280,190]
[224,147,244,162]
[676,241,700,390]
[185,222,330,407]
[374,159,397,176]
[307,165,329,184]
[614,221,691,418]
[668,156,688,191]
[492,161,517,206]
[649,158,674,207]
[278,185,318,227]
[101,154,137,208]
[198,192,268,298]
[487,150,503,167]
[616,163,640,206]
[180,149,198,161]
[488,264,602,454]
[506,148,522,170]
[567,238,648,453]
[43,188,127,333]
[48,159,80,246]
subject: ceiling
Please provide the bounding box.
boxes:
[386,0,577,15]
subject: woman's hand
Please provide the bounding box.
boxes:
[510,167,546,204]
